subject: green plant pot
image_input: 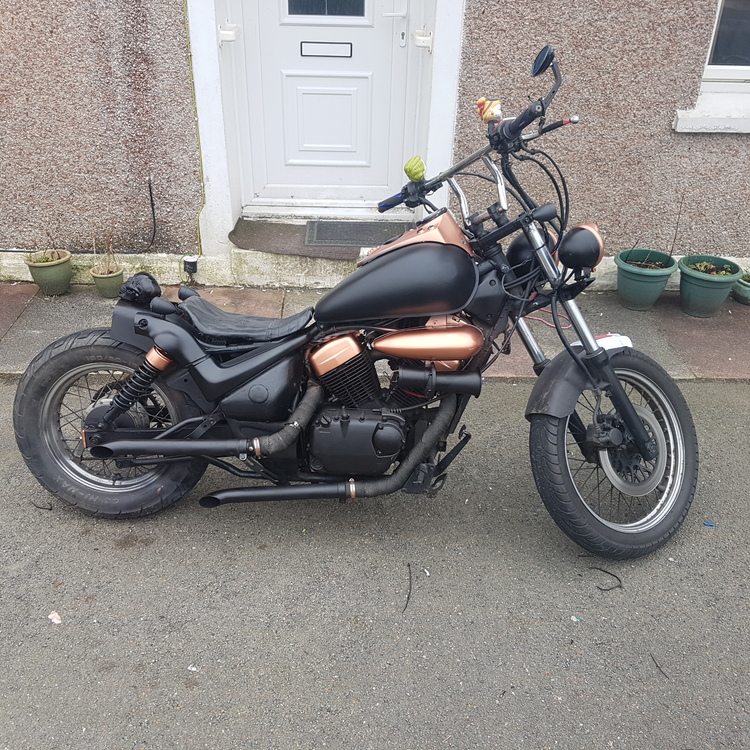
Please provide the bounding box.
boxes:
[91,267,125,298]
[614,248,678,311]
[24,250,73,296]
[731,277,750,306]
[678,255,742,318]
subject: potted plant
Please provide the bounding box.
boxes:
[90,234,124,298]
[614,247,678,310]
[614,194,685,311]
[731,268,750,306]
[24,249,73,296]
[677,255,742,317]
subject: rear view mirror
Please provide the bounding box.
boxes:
[532,45,556,77]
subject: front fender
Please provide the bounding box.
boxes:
[524,334,632,420]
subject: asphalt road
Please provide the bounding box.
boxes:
[1,378,748,750]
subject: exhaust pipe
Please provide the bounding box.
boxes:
[90,438,250,459]
[199,394,458,507]
[90,381,324,460]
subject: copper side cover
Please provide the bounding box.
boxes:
[309,334,363,376]
[373,324,484,361]
[358,211,472,267]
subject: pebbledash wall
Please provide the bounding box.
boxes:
[0,1,203,283]
[0,0,747,290]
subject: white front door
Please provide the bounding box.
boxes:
[236,0,427,214]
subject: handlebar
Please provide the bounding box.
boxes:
[377,47,571,215]
[377,191,406,213]
[500,98,545,141]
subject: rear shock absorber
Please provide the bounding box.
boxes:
[101,346,173,426]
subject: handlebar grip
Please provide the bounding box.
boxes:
[503,99,545,139]
[377,191,405,213]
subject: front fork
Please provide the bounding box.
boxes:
[517,222,657,461]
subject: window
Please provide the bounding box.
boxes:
[288,0,365,16]
[674,0,750,132]
[709,0,750,65]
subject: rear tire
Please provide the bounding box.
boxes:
[529,349,698,559]
[13,329,208,517]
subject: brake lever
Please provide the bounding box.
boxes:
[523,116,580,142]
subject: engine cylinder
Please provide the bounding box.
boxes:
[309,335,380,407]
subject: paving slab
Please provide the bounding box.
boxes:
[0,283,38,338]
[648,291,750,380]
[485,291,697,380]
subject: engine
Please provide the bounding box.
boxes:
[308,407,407,476]
[305,318,485,476]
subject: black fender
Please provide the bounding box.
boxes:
[525,335,633,420]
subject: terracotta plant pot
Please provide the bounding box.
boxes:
[678,255,742,318]
[614,248,678,311]
[24,250,73,296]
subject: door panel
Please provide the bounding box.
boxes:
[283,72,372,167]
[240,0,415,209]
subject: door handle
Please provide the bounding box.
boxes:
[382,2,408,47]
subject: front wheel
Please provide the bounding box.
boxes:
[529,349,699,559]
[13,329,208,517]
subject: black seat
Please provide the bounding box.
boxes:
[180,296,313,343]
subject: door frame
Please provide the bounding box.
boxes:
[186,0,465,257]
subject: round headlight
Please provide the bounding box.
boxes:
[558,223,604,270]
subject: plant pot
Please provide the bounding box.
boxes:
[731,277,750,306]
[678,255,742,318]
[24,250,73,296]
[614,249,678,311]
[90,266,125,298]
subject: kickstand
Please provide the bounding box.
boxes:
[430,425,472,490]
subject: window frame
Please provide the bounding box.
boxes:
[674,0,750,132]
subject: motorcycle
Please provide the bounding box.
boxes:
[13,46,698,559]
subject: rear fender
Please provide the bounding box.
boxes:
[525,334,633,420]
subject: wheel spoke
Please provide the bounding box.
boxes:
[565,369,683,531]
[44,363,176,487]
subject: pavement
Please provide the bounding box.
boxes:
[1,280,749,380]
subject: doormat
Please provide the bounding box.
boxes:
[305,221,413,247]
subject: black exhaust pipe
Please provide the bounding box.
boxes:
[199,394,458,507]
[90,438,250,459]
[90,381,324,461]
[199,481,352,507]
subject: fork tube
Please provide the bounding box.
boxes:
[515,317,549,371]
[558,298,600,355]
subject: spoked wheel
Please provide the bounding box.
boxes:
[14,329,207,517]
[529,349,699,559]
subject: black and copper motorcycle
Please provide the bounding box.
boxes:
[13,47,698,559]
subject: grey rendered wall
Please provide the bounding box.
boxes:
[455,0,750,258]
[0,0,202,255]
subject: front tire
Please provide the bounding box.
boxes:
[13,329,208,517]
[529,349,699,559]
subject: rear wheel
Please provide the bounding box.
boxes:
[529,349,698,559]
[13,329,207,517]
